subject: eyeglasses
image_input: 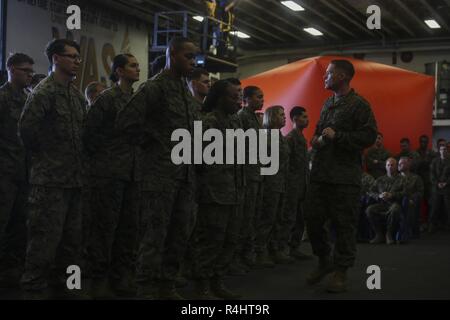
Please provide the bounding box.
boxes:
[15,67,35,75]
[58,54,82,62]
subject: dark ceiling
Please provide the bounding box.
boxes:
[96,0,450,51]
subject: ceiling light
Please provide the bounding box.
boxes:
[230,31,251,39]
[424,19,441,29]
[304,27,323,36]
[193,16,204,22]
[281,1,305,12]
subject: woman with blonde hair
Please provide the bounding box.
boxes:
[254,105,293,267]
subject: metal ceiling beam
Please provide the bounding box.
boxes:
[318,0,379,38]
[419,0,450,31]
[393,0,434,35]
[291,0,359,39]
[241,0,322,41]
[148,0,273,44]
[233,6,300,42]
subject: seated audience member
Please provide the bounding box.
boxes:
[366,158,405,245]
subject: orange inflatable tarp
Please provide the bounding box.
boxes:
[241,56,435,154]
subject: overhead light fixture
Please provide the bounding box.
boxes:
[230,31,251,39]
[281,1,305,12]
[193,16,204,22]
[304,27,323,36]
[424,19,441,29]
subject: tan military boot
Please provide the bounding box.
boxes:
[326,269,347,293]
[306,256,334,285]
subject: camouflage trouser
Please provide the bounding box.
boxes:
[273,187,305,252]
[192,203,240,280]
[237,181,263,259]
[87,178,140,281]
[429,190,450,226]
[304,182,359,269]
[21,186,82,291]
[0,179,29,274]
[366,202,402,234]
[255,190,285,254]
[136,182,194,286]
[277,188,305,250]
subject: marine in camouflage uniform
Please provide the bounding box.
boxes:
[83,84,142,297]
[116,69,197,299]
[429,150,450,232]
[399,167,424,240]
[235,104,264,266]
[0,81,30,286]
[365,134,391,179]
[255,128,290,267]
[395,140,420,173]
[192,99,245,299]
[366,168,405,244]
[18,72,87,296]
[357,172,375,242]
[305,75,377,292]
[275,124,310,261]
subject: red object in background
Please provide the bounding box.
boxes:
[241,56,435,154]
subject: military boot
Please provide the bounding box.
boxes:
[290,247,313,260]
[193,279,220,300]
[369,232,385,244]
[386,231,395,245]
[158,281,185,300]
[326,269,347,293]
[306,256,334,285]
[254,250,275,269]
[272,250,296,264]
[210,277,242,300]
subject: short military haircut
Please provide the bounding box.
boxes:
[45,38,81,65]
[437,138,446,145]
[225,77,241,86]
[400,137,410,144]
[6,53,34,68]
[419,134,429,140]
[377,132,383,137]
[289,106,306,121]
[188,67,209,81]
[168,37,193,53]
[243,86,260,99]
[109,53,135,83]
[331,59,355,81]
